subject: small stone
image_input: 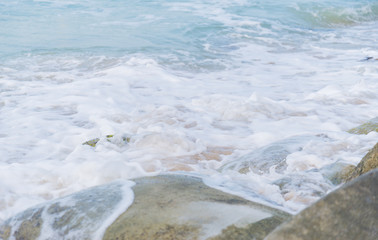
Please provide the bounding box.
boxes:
[82,138,100,147]
[82,134,131,147]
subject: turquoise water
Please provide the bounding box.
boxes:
[1,0,378,224]
[1,0,377,60]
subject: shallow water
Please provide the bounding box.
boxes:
[0,0,378,226]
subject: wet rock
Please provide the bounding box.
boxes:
[209,216,285,240]
[348,117,378,135]
[1,175,290,240]
[103,175,290,240]
[0,180,134,240]
[320,162,355,185]
[265,169,378,240]
[14,208,43,240]
[0,225,11,240]
[219,135,327,174]
[345,142,378,182]
[0,208,43,240]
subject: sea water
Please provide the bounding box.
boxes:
[0,0,377,225]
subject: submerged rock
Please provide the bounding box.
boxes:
[320,162,355,185]
[345,142,378,182]
[273,171,332,205]
[0,208,43,240]
[1,175,290,240]
[0,180,134,240]
[319,142,377,185]
[348,117,378,135]
[219,135,327,174]
[265,169,378,240]
[103,175,290,240]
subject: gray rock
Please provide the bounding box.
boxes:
[264,169,378,240]
[103,175,290,240]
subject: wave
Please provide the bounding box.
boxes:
[290,2,378,28]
